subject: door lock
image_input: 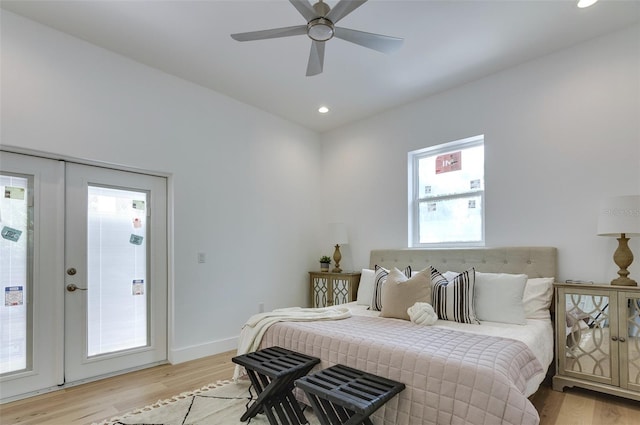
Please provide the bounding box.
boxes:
[66,283,87,292]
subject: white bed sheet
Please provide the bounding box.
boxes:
[346,302,553,397]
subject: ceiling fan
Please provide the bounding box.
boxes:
[230,0,403,77]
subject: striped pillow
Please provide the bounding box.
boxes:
[371,265,412,311]
[430,266,479,324]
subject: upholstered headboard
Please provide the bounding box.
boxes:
[369,246,557,278]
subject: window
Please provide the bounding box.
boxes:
[408,135,484,247]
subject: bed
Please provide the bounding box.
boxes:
[258,247,557,425]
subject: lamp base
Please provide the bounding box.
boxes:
[610,234,636,286]
[611,277,637,287]
[332,244,342,273]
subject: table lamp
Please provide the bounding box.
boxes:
[328,223,348,273]
[597,195,640,286]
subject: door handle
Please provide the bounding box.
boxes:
[66,283,87,292]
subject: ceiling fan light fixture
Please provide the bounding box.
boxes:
[577,0,599,8]
[308,18,335,42]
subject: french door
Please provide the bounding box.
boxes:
[0,152,167,401]
[0,152,64,400]
[64,163,167,382]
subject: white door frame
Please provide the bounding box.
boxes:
[0,147,173,402]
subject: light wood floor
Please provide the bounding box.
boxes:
[2,350,640,425]
[0,351,236,425]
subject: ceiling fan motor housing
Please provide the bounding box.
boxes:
[307,17,335,41]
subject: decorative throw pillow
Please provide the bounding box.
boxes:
[356,269,375,306]
[407,302,438,326]
[523,277,555,320]
[430,266,479,324]
[380,267,431,320]
[371,265,411,311]
[474,272,528,325]
[442,271,459,281]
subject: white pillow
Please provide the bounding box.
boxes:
[356,269,375,306]
[523,277,554,320]
[474,272,528,325]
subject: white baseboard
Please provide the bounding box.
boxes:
[169,336,238,364]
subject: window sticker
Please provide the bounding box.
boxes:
[132,279,144,296]
[132,217,142,228]
[4,187,25,200]
[132,200,145,211]
[424,185,432,195]
[1,226,22,242]
[435,151,462,174]
[428,203,437,212]
[468,200,476,209]
[470,179,481,190]
[5,286,24,306]
[129,234,144,245]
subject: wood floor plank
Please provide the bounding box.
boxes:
[554,391,596,425]
[530,383,564,425]
[0,350,235,425]
[593,391,640,425]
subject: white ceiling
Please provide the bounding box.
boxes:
[2,0,639,133]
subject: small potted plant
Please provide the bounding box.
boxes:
[319,256,331,272]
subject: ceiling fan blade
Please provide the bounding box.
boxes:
[325,0,367,24]
[334,27,403,53]
[231,25,307,42]
[306,40,325,76]
[289,0,317,22]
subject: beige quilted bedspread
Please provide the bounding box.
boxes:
[260,315,543,425]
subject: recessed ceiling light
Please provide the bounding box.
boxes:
[577,0,598,8]
[318,106,329,114]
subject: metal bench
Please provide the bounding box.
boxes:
[232,346,320,425]
[295,364,405,425]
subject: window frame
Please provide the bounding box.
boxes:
[408,135,485,248]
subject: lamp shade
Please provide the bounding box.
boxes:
[328,223,348,245]
[597,195,640,236]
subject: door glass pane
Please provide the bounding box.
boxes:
[0,175,30,374]
[564,293,611,378]
[87,186,148,356]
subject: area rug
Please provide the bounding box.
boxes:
[95,380,320,425]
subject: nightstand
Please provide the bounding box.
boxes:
[553,282,640,401]
[309,271,360,308]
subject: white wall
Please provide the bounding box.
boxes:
[320,24,640,284]
[3,9,639,366]
[1,11,321,362]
